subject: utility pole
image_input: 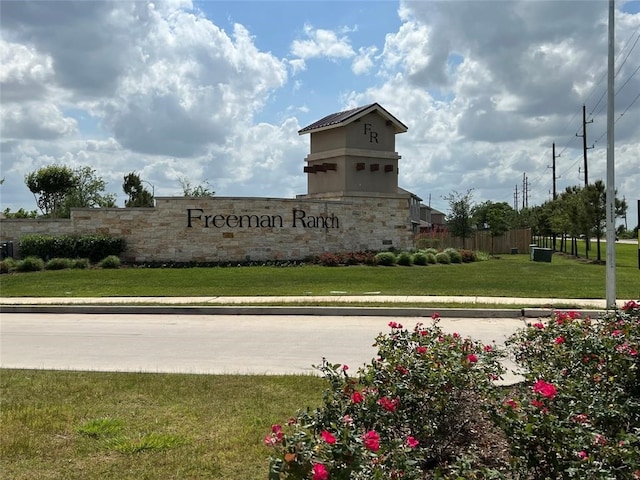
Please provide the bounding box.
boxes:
[551,143,559,200]
[522,173,529,209]
[577,104,594,186]
[514,185,519,212]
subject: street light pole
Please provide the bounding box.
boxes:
[605,0,616,309]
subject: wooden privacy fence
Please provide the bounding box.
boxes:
[416,228,533,254]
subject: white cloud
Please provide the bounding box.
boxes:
[352,46,378,75]
[1,103,77,140]
[290,23,356,61]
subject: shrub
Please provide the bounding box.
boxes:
[317,252,341,267]
[415,237,442,249]
[375,252,396,266]
[18,234,125,262]
[396,251,413,266]
[72,258,90,269]
[98,255,121,269]
[425,252,437,264]
[459,249,477,263]
[444,248,462,264]
[267,317,506,479]
[0,258,17,274]
[412,252,428,266]
[75,235,126,262]
[45,257,73,270]
[494,303,640,479]
[16,256,45,272]
[475,251,491,261]
[435,251,451,264]
[422,248,438,256]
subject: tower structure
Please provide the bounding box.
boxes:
[298,103,408,198]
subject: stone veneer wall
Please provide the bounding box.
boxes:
[0,195,413,262]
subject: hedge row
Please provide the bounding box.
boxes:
[18,234,125,263]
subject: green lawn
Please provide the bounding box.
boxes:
[0,369,324,480]
[1,243,638,299]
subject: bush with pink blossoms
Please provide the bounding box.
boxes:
[267,316,507,479]
[268,302,640,479]
[495,301,640,479]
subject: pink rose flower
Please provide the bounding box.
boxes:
[312,463,329,480]
[321,430,336,444]
[406,436,419,448]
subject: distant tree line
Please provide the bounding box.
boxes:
[444,182,629,260]
[1,166,214,219]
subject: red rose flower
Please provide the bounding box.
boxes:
[533,379,557,399]
[351,391,364,404]
[378,396,399,412]
[363,430,381,451]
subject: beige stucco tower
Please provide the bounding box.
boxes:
[298,103,408,198]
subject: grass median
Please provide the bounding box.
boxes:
[1,244,638,300]
[0,369,324,480]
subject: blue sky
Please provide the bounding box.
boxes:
[1,0,639,226]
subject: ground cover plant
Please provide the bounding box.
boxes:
[1,243,637,299]
[268,303,640,479]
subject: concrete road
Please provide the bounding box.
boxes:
[1,314,527,382]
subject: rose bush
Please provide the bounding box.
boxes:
[495,301,640,479]
[267,302,640,479]
[267,315,507,479]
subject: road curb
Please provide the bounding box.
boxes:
[0,304,609,318]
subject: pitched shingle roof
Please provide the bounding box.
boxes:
[298,103,407,135]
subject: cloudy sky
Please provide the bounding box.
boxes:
[1,0,639,226]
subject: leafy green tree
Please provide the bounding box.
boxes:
[444,189,474,249]
[123,172,154,207]
[25,165,77,218]
[60,166,117,217]
[178,177,215,197]
[2,208,38,218]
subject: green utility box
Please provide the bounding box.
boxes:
[532,247,553,263]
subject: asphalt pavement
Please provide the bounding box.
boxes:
[1,312,527,384]
[1,295,625,384]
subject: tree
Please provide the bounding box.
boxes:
[444,189,474,249]
[178,177,215,197]
[25,165,77,218]
[472,201,516,254]
[123,172,154,207]
[60,166,117,217]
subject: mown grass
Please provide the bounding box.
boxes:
[0,369,324,480]
[1,243,638,299]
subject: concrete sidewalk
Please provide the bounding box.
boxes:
[0,295,624,318]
